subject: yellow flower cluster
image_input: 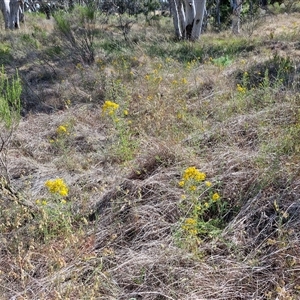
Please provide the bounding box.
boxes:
[236,84,246,93]
[36,199,47,205]
[145,73,162,84]
[56,125,68,135]
[179,167,206,188]
[183,167,206,182]
[182,217,198,236]
[45,178,69,197]
[102,100,119,116]
[205,181,212,187]
[181,78,188,84]
[212,192,220,202]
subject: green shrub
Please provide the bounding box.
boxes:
[53,4,96,64]
[0,66,22,179]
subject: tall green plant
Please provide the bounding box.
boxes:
[53,4,96,64]
[0,67,22,180]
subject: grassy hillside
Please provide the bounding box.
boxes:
[1,9,300,299]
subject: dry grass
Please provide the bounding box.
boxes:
[0,9,300,300]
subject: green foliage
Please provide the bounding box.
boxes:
[53,11,71,35]
[53,4,96,64]
[0,180,82,245]
[0,67,22,179]
[49,123,73,154]
[146,37,258,63]
[102,99,138,162]
[0,43,12,64]
[100,39,125,53]
[45,44,63,57]
[35,198,74,242]
[143,0,160,20]
[0,67,22,128]
[212,55,233,67]
[147,41,203,62]
[177,167,227,252]
[20,33,40,49]
[205,37,257,58]
[238,54,295,90]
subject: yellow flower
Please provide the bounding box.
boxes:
[189,229,198,236]
[189,185,197,191]
[212,192,220,202]
[195,205,201,211]
[178,180,185,187]
[123,109,128,116]
[57,125,68,135]
[181,194,186,200]
[45,178,69,197]
[182,167,206,182]
[76,63,83,70]
[195,172,206,181]
[64,99,71,109]
[182,218,198,235]
[42,200,47,205]
[102,100,119,116]
[236,84,246,93]
[204,202,209,208]
[185,218,197,226]
[181,78,188,84]
[36,199,41,205]
[205,181,212,187]
[61,199,67,204]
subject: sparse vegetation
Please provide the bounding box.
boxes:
[0,66,22,180]
[1,8,300,300]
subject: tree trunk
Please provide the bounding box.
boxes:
[0,0,11,29]
[230,0,242,34]
[170,0,207,41]
[191,0,206,40]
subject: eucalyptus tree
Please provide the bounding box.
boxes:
[230,0,242,34]
[0,0,23,29]
[169,0,207,40]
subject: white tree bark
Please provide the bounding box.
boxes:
[10,0,22,29]
[170,0,207,41]
[0,0,22,29]
[170,0,184,39]
[230,0,243,34]
[0,0,11,29]
[191,0,206,40]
